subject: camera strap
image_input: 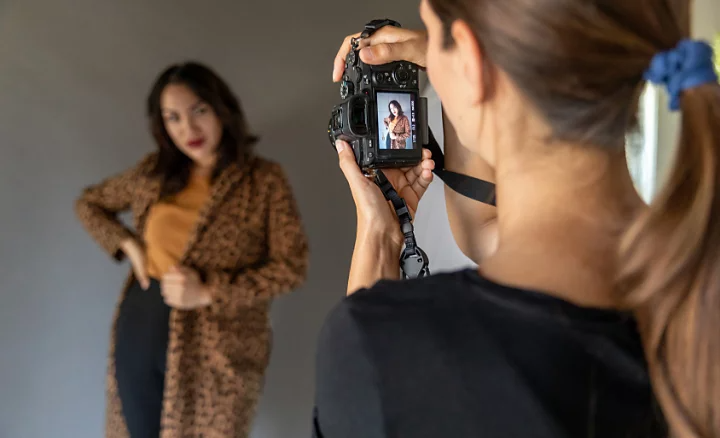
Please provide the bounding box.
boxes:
[351,19,402,54]
[425,128,497,207]
[375,170,430,279]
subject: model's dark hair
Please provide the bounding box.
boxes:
[387,100,404,121]
[147,61,258,198]
[427,0,720,436]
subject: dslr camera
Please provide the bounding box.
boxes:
[328,19,428,172]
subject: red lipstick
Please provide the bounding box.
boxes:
[187,138,205,149]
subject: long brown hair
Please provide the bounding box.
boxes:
[146,62,258,198]
[427,0,720,436]
[388,100,405,121]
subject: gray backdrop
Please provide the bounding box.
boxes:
[0,1,473,437]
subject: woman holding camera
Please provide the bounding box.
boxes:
[314,0,720,437]
[383,100,411,149]
[75,62,308,438]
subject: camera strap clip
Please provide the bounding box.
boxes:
[351,19,402,55]
[374,170,430,279]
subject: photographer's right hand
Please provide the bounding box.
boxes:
[333,27,428,82]
[120,238,150,290]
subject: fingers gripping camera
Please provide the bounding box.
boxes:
[328,19,429,172]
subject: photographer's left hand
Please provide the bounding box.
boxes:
[161,265,212,309]
[336,139,434,293]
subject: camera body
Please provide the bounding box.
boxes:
[328,32,428,171]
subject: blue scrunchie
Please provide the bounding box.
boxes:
[644,39,718,111]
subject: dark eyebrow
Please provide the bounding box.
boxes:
[190,100,207,110]
[161,100,205,114]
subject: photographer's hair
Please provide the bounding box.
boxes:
[147,61,259,198]
[387,100,404,121]
[427,0,720,436]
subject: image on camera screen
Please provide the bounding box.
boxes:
[377,91,417,150]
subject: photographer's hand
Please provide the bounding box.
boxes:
[333,27,428,82]
[335,140,434,294]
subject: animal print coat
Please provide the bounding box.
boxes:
[75,152,309,438]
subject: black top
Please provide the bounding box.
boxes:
[312,269,666,438]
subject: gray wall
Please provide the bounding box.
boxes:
[0,1,430,437]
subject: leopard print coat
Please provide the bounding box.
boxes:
[75,152,309,438]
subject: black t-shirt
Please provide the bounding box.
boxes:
[312,269,666,438]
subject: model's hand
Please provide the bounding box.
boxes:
[161,266,212,310]
[390,132,397,140]
[333,27,428,82]
[120,238,149,290]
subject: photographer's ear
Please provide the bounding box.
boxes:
[449,20,487,106]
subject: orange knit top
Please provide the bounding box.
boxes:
[144,172,210,279]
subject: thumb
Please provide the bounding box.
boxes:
[360,41,424,66]
[335,140,366,189]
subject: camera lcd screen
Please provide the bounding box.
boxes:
[376,91,417,151]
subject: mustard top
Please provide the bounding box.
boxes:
[144,172,211,279]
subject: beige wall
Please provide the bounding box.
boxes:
[655,0,720,190]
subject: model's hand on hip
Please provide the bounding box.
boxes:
[120,238,150,290]
[161,266,212,310]
[333,27,428,82]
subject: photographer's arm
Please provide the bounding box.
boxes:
[204,164,309,315]
[346,228,403,295]
[335,141,433,296]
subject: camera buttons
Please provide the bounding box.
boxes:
[340,81,354,99]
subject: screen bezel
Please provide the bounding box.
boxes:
[374,89,419,159]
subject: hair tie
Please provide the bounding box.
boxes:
[644,39,718,111]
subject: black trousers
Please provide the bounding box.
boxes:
[114,278,170,438]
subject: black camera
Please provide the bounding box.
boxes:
[328,20,428,172]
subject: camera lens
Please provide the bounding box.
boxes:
[394,66,411,84]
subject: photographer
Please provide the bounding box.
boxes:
[313,1,720,438]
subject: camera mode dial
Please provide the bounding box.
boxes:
[340,80,354,99]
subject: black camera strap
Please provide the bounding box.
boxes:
[351,19,401,52]
[374,170,430,279]
[425,128,497,207]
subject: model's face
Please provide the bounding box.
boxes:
[391,104,399,116]
[160,83,223,168]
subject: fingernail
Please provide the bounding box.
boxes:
[335,141,346,153]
